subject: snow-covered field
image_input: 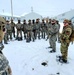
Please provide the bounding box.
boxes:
[1,22,74,75]
[3,38,74,75]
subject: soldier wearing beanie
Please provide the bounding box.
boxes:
[26,19,32,42]
[15,19,23,41]
[48,19,59,53]
[21,19,27,39]
[59,19,72,63]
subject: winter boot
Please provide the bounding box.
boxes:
[4,42,8,44]
[33,38,35,42]
[20,37,23,40]
[48,46,52,48]
[57,56,67,63]
[26,37,30,43]
[62,59,67,63]
[24,35,26,40]
[50,50,56,53]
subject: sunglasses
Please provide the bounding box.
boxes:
[51,21,55,22]
[63,22,67,23]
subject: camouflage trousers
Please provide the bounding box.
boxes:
[60,42,69,60]
[57,33,60,42]
[23,31,27,39]
[16,30,22,38]
[4,33,8,43]
[7,30,12,40]
[41,31,46,39]
[49,35,57,50]
[35,30,40,39]
[12,31,15,38]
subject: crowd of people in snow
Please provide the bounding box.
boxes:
[0,16,74,75]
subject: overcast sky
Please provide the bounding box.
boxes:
[0,0,74,17]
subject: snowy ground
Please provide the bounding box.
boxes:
[3,38,74,75]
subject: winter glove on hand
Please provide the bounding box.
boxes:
[49,31,52,35]
[49,31,54,36]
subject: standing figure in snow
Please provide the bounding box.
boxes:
[5,20,12,41]
[56,20,60,43]
[41,19,46,39]
[32,19,36,42]
[0,16,12,75]
[16,20,22,41]
[10,19,15,38]
[26,20,33,42]
[21,19,27,40]
[48,19,59,53]
[60,19,72,63]
[46,19,51,41]
[35,19,41,39]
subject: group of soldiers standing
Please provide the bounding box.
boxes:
[0,16,74,75]
[2,17,74,64]
[4,19,15,44]
[4,18,60,44]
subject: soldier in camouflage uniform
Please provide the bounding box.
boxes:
[10,19,15,38]
[4,27,8,44]
[0,16,12,75]
[48,19,52,47]
[60,19,72,63]
[21,20,27,40]
[48,19,59,53]
[32,19,36,41]
[41,19,46,39]
[35,19,41,39]
[56,20,60,43]
[4,32,8,44]
[45,18,49,35]
[69,20,74,28]
[45,19,51,40]
[16,20,22,41]
[26,20,33,42]
[5,20,12,41]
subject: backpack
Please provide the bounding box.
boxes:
[70,29,74,42]
[69,24,74,41]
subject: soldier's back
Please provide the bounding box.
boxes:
[0,54,9,74]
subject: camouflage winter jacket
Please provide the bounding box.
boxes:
[26,23,33,31]
[6,24,12,31]
[60,25,72,43]
[16,23,22,30]
[0,54,9,74]
[48,24,59,36]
